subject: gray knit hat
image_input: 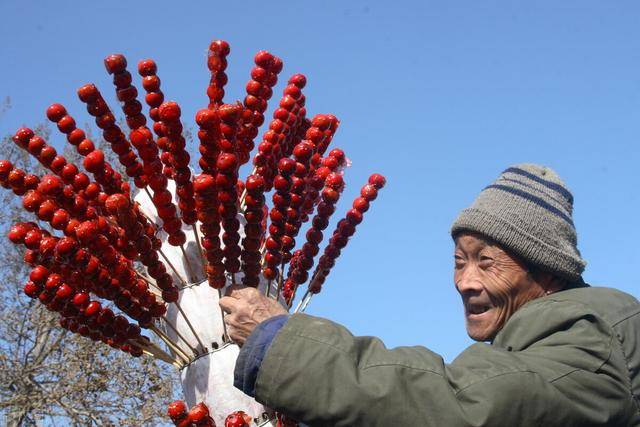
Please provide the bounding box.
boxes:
[451,164,586,282]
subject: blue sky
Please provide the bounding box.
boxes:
[1,1,639,362]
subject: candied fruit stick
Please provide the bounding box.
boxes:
[251,76,306,190]
[11,127,103,203]
[11,223,161,327]
[77,83,147,189]
[238,51,283,167]
[23,256,152,360]
[294,174,386,313]
[0,160,39,196]
[260,116,329,282]
[45,103,127,196]
[278,74,308,159]
[157,102,197,226]
[103,193,180,302]
[104,54,187,247]
[282,168,345,306]
[0,163,123,255]
[240,174,267,288]
[22,200,148,312]
[261,156,297,285]
[57,310,154,360]
[269,118,328,299]
[298,116,342,222]
[193,108,223,277]
[136,59,174,178]
[206,40,230,109]
[194,173,224,289]
[215,104,245,280]
[22,268,146,358]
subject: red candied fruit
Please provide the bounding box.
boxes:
[210,39,230,56]
[8,222,31,243]
[13,127,34,146]
[187,402,209,423]
[104,54,127,74]
[83,150,105,173]
[195,109,218,127]
[324,173,344,191]
[254,50,274,69]
[288,73,307,88]
[105,194,130,214]
[46,103,67,122]
[244,174,265,193]
[137,59,157,76]
[38,175,64,196]
[352,197,370,213]
[85,301,102,316]
[225,410,252,427]
[193,173,216,193]
[360,184,378,201]
[368,173,386,189]
[158,101,181,122]
[167,400,188,421]
[77,84,99,103]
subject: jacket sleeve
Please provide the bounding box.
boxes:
[254,303,632,427]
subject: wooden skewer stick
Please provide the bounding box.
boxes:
[274,261,285,301]
[293,289,313,314]
[132,338,182,367]
[264,280,273,298]
[158,248,188,286]
[150,324,191,364]
[143,187,155,205]
[219,289,231,343]
[141,349,182,369]
[134,271,163,298]
[238,166,258,209]
[161,317,199,356]
[134,264,206,352]
[174,300,207,352]
[180,244,197,283]
[191,224,207,276]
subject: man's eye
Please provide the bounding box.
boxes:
[479,256,494,265]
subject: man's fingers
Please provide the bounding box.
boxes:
[219,296,240,314]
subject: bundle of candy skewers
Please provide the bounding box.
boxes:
[0,39,385,426]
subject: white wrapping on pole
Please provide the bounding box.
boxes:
[134,182,278,426]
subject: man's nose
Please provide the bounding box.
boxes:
[455,266,484,294]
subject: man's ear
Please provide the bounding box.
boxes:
[538,272,566,294]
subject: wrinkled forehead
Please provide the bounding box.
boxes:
[454,231,503,252]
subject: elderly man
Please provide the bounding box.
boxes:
[220,164,640,426]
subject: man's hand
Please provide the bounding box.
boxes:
[219,285,288,346]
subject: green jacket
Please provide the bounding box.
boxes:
[255,286,640,426]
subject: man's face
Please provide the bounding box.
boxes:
[454,233,543,341]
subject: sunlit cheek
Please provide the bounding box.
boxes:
[481,271,518,331]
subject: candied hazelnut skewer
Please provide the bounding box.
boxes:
[282,169,345,306]
[45,103,127,196]
[77,83,147,189]
[215,103,246,285]
[12,220,197,361]
[206,40,231,109]
[104,53,188,250]
[136,59,174,178]
[294,174,386,313]
[238,50,283,167]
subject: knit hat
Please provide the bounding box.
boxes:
[451,164,586,283]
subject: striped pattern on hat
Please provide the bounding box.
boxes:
[451,164,586,282]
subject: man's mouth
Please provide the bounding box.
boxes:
[466,304,492,316]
